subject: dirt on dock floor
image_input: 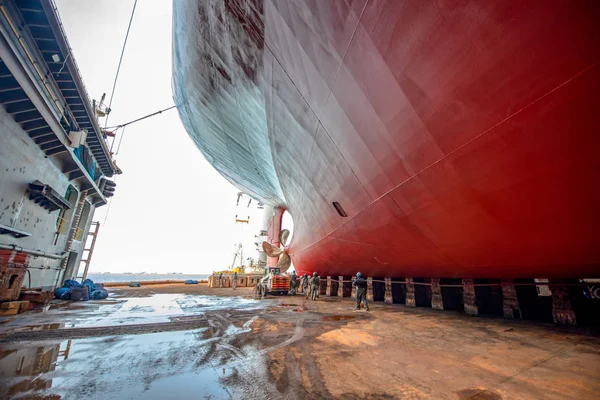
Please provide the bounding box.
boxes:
[0,283,599,400]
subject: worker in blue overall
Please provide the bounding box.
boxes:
[289,271,298,295]
[310,272,320,301]
[301,273,309,296]
[353,272,369,311]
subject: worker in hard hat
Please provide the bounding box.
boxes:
[289,271,298,295]
[301,273,309,297]
[353,272,369,311]
[309,272,320,301]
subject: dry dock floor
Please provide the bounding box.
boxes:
[0,283,599,399]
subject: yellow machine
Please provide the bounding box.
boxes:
[214,267,243,275]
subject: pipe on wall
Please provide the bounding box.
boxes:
[0,243,67,260]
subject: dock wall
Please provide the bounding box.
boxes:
[0,107,94,291]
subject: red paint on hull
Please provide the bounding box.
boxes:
[264,0,600,278]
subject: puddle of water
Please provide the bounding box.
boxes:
[0,294,267,333]
[0,329,241,399]
[139,369,230,399]
[322,315,357,321]
[0,340,64,399]
[0,294,272,399]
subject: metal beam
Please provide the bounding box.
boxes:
[0,88,28,103]
[5,100,36,113]
[57,81,77,90]
[45,146,67,156]
[62,164,80,174]
[40,140,62,150]
[20,9,48,26]
[27,25,53,40]
[14,110,42,123]
[22,118,48,130]
[28,126,53,137]
[32,36,54,42]
[69,169,84,180]
[35,40,60,53]
[35,134,58,144]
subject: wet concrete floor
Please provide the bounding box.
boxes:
[0,284,599,399]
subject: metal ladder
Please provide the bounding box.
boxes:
[76,221,100,281]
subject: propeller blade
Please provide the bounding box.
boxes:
[277,251,291,273]
[279,229,290,247]
[262,241,283,257]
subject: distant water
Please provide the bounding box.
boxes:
[86,273,209,283]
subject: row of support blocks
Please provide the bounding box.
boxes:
[323,276,578,325]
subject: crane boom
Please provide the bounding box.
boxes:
[231,243,242,269]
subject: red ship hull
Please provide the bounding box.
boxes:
[173,0,600,279]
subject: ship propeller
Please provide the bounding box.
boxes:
[262,242,283,257]
[280,229,290,247]
[262,229,292,272]
[277,252,291,271]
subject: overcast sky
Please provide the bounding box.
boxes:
[55,0,271,274]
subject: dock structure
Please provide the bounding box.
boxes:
[207,274,263,288]
[0,0,117,300]
[207,270,596,325]
[333,275,594,325]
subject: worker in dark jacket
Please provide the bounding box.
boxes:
[232,271,238,290]
[301,273,309,296]
[353,272,369,311]
[309,272,320,301]
[289,271,298,295]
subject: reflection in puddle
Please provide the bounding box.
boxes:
[0,294,271,399]
[0,340,71,399]
[0,329,258,399]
